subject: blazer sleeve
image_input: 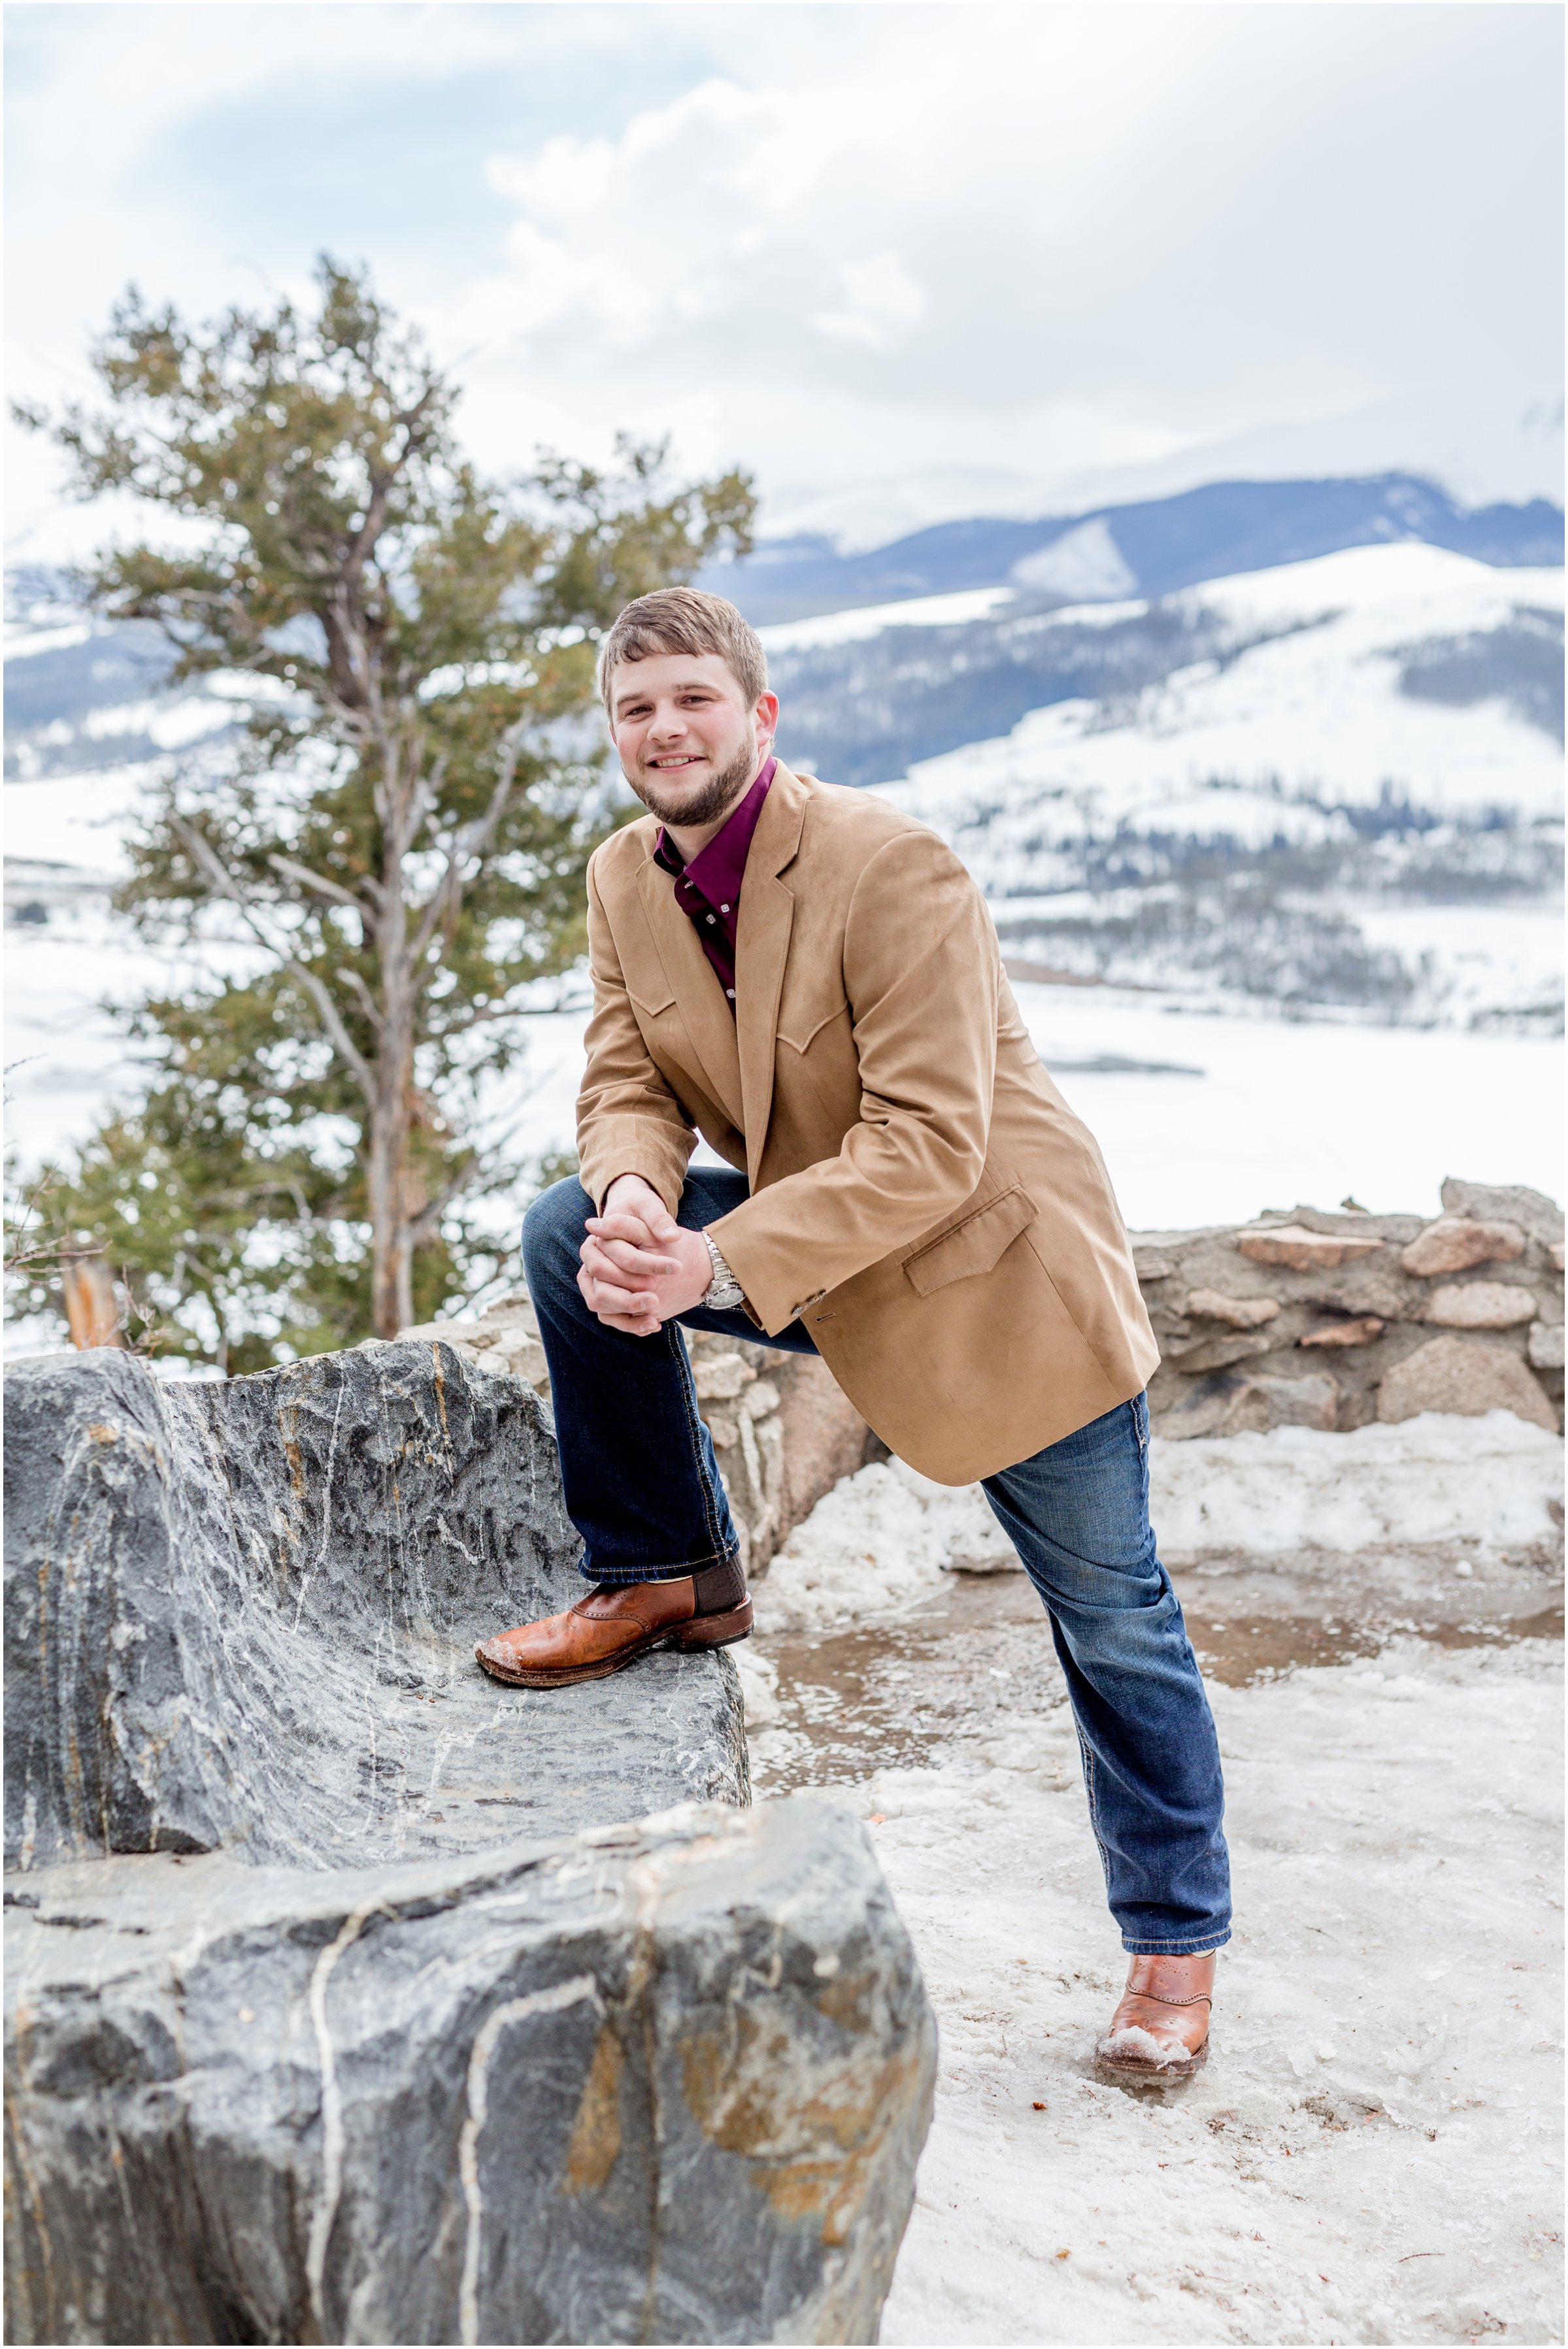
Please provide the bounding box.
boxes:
[706,827,998,1333]
[575,852,696,1215]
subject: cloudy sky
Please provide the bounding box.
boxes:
[6,1,1563,558]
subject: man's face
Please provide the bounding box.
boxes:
[608,650,777,830]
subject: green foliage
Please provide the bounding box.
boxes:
[12,258,752,1365]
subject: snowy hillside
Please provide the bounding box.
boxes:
[3,527,1562,1233]
[851,544,1563,1029]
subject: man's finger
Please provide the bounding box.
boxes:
[582,1267,666,1318]
[586,1210,667,1246]
[585,1235,680,1278]
[580,1251,667,1301]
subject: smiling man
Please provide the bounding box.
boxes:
[475,586,1230,2080]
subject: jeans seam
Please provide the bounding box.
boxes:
[1076,1731,1115,1895]
[588,1549,735,1584]
[669,1321,736,1569]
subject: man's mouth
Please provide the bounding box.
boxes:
[646,754,707,771]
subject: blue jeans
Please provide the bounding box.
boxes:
[522,1173,1231,1954]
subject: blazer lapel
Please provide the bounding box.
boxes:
[735,764,809,1185]
[634,854,745,1131]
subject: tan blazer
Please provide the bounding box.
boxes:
[576,761,1158,1484]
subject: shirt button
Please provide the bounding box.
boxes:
[726,988,735,999]
[720,903,730,913]
[706,914,715,924]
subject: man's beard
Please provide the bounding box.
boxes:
[628,738,756,829]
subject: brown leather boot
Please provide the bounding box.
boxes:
[1095,1952,1215,2082]
[475,1557,752,1689]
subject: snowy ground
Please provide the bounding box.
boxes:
[739,1416,1564,2346]
[750,1414,1565,1635]
[867,1642,1561,2347]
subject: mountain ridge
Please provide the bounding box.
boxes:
[699,472,1563,626]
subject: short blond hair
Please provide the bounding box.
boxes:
[597,586,767,712]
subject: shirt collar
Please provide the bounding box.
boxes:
[652,756,776,891]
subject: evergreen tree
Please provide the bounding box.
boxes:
[10,259,754,1369]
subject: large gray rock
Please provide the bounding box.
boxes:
[5,1345,745,1871]
[5,1800,937,2346]
[5,1344,937,2343]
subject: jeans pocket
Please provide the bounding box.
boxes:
[1130,1391,1149,1466]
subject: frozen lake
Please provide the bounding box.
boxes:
[5,907,1561,1242]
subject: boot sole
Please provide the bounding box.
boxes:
[475,1599,753,1689]
[1094,2038,1209,2085]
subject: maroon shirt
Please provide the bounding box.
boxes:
[651,758,776,1014]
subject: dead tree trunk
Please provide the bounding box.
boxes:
[61,1254,124,1349]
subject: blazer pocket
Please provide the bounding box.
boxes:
[777,994,850,1054]
[626,980,676,1018]
[902,1182,1037,1298]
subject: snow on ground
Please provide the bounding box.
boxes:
[856,1639,1561,2346]
[1009,985,1563,1229]
[752,1460,1012,1631]
[1152,1412,1565,1567]
[743,1410,1564,2344]
[751,1415,1565,1634]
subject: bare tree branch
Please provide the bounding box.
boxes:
[339,965,386,1034]
[169,818,375,1095]
[408,719,531,964]
[267,854,368,912]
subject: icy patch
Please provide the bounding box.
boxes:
[1151,1409,1563,1564]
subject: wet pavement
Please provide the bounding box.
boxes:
[750,1568,1563,1797]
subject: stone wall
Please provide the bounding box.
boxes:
[402,1180,1563,1550]
[1136,1180,1563,1439]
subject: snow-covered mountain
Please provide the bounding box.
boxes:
[705,472,1563,626]
[5,513,1563,1044]
[851,544,1562,1029]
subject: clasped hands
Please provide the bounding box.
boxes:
[577,1173,715,1337]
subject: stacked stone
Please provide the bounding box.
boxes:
[1136,1179,1563,1439]
[400,1178,1561,1493]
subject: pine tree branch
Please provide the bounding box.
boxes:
[169,818,375,1096]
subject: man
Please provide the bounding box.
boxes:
[477,587,1229,2080]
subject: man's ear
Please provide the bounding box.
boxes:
[756,689,780,749]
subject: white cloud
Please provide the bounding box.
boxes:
[445,7,1561,539]
[6,5,1561,560]
[812,253,926,351]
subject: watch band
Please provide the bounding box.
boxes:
[702,1233,746,1310]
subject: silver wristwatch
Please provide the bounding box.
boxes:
[702,1234,746,1310]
